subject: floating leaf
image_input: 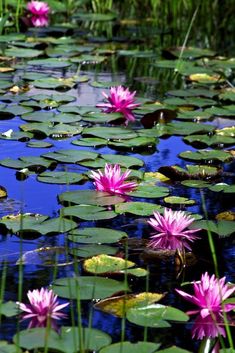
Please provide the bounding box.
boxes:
[183,134,235,147]
[20,122,82,138]
[127,304,189,327]
[190,220,235,237]
[101,154,144,168]
[42,149,98,163]
[59,190,124,206]
[5,47,43,58]
[0,186,7,198]
[0,301,18,317]
[128,185,169,198]
[158,165,221,180]
[16,246,71,266]
[26,141,53,148]
[209,183,235,193]
[61,205,117,220]
[181,180,209,188]
[95,292,164,318]
[27,58,71,68]
[99,341,160,353]
[115,202,163,216]
[164,196,195,205]
[82,126,137,140]
[179,150,233,163]
[53,276,129,300]
[37,171,84,184]
[14,327,111,353]
[72,137,107,147]
[0,213,77,235]
[68,227,127,244]
[70,244,118,258]
[84,254,135,274]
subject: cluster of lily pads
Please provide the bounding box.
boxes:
[0,14,235,353]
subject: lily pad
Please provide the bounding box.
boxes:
[99,341,160,353]
[158,165,221,180]
[95,292,164,318]
[115,202,163,216]
[179,150,233,163]
[0,301,18,317]
[61,205,117,220]
[5,47,43,58]
[127,185,169,198]
[209,183,235,193]
[37,171,84,184]
[183,134,235,147]
[70,244,118,258]
[84,254,135,273]
[59,190,124,206]
[0,213,77,235]
[27,58,71,68]
[43,149,98,164]
[72,137,107,147]
[52,276,129,300]
[68,227,127,244]
[14,327,111,353]
[126,304,189,327]
[164,196,195,205]
[82,126,137,140]
[101,154,144,168]
[20,122,82,138]
[190,220,235,237]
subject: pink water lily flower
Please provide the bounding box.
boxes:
[17,288,69,329]
[90,163,137,195]
[96,86,140,123]
[176,272,235,339]
[31,15,48,27]
[147,208,200,251]
[27,1,50,16]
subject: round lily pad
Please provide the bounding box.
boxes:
[37,171,84,184]
[68,227,127,244]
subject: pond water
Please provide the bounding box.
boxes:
[0,18,235,353]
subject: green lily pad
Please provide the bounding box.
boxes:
[82,112,123,123]
[99,341,160,353]
[158,165,220,180]
[0,131,33,141]
[164,196,195,205]
[154,122,214,137]
[42,149,98,163]
[181,180,210,188]
[205,106,235,117]
[14,327,111,353]
[0,341,22,353]
[74,12,117,21]
[179,150,233,163]
[27,58,71,68]
[59,190,124,206]
[167,88,216,98]
[90,81,122,88]
[68,227,127,244]
[0,34,25,42]
[165,47,215,59]
[0,301,18,317]
[190,220,235,237]
[61,205,117,220]
[20,122,82,138]
[22,112,81,124]
[5,47,43,58]
[26,141,53,148]
[216,126,235,137]
[109,136,157,149]
[53,276,129,300]
[0,213,77,235]
[82,126,137,140]
[209,183,235,193]
[70,55,107,64]
[33,77,76,89]
[183,134,235,147]
[127,304,189,327]
[2,105,33,116]
[70,244,118,258]
[128,185,169,198]
[115,202,163,216]
[101,154,144,168]
[37,171,84,184]
[72,137,107,147]
[176,110,211,121]
[0,156,55,171]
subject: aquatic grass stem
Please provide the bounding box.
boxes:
[0,260,7,324]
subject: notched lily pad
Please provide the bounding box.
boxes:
[99,341,160,353]
[68,227,127,244]
[158,165,221,180]
[164,196,195,205]
[0,301,18,317]
[37,171,84,184]
[179,150,233,163]
[61,204,117,221]
[59,190,124,206]
[42,149,98,164]
[127,185,169,198]
[0,213,77,235]
[115,202,163,216]
[52,276,129,300]
[190,220,235,237]
[20,122,82,138]
[183,134,235,148]
[94,292,164,318]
